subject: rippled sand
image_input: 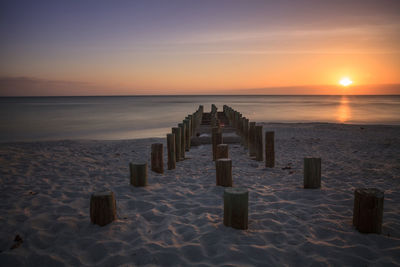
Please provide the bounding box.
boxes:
[0,123,399,266]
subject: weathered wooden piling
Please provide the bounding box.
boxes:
[238,117,244,137]
[167,133,176,170]
[216,158,232,187]
[265,131,275,168]
[212,127,223,161]
[90,191,117,226]
[255,125,263,161]
[216,144,229,160]
[172,127,181,162]
[248,122,256,157]
[353,188,384,234]
[223,188,248,230]
[188,114,193,137]
[303,158,321,188]
[184,119,191,151]
[243,118,249,148]
[151,143,163,174]
[130,162,148,186]
[178,123,186,159]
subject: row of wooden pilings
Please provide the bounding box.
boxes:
[90,105,204,226]
[223,105,274,166]
[90,104,384,234]
[217,105,384,232]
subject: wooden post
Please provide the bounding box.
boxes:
[303,158,321,188]
[188,115,193,137]
[184,119,190,151]
[223,188,248,230]
[216,158,232,187]
[248,122,256,157]
[238,116,243,136]
[130,162,147,186]
[172,127,181,162]
[151,143,163,174]
[90,191,117,226]
[353,188,384,234]
[211,127,219,159]
[243,118,249,148]
[167,133,176,170]
[216,144,229,160]
[178,123,186,160]
[212,129,223,161]
[265,131,275,168]
[255,125,263,161]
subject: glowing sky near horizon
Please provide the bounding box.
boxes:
[1,0,400,95]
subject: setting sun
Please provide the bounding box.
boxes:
[339,77,353,87]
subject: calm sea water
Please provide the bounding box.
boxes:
[1,95,399,142]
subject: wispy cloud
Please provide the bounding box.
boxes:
[0,77,102,96]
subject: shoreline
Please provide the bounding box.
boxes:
[0,122,399,266]
[1,122,400,145]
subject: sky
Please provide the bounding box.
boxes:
[1,0,400,95]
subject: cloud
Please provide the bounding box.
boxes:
[0,76,107,96]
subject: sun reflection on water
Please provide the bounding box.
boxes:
[337,96,351,123]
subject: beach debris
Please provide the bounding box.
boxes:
[303,158,321,189]
[282,163,292,170]
[28,191,38,195]
[90,191,117,226]
[224,188,249,230]
[353,188,384,234]
[10,234,23,249]
[130,162,148,187]
[151,143,164,174]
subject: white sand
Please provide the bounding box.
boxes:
[0,123,399,266]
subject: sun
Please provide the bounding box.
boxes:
[339,77,353,87]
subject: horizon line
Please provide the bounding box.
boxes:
[1,94,400,98]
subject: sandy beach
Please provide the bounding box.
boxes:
[0,122,399,266]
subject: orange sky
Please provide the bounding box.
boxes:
[1,0,399,95]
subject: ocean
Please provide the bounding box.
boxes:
[1,95,399,142]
